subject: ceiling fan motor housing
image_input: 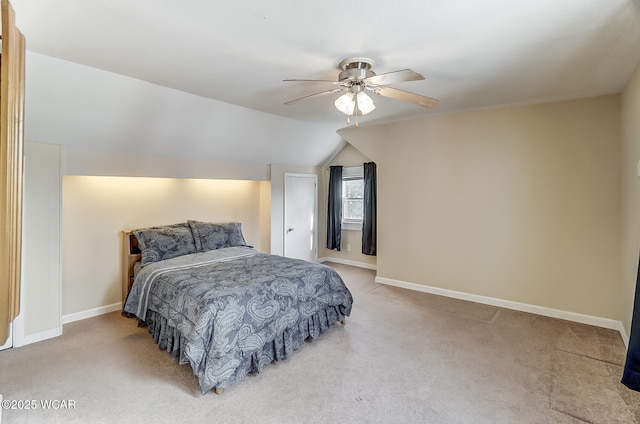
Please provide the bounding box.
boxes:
[338,57,376,83]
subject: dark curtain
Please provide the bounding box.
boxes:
[622,254,640,391]
[326,166,343,251]
[362,162,377,256]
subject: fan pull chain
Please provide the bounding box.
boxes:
[354,94,359,128]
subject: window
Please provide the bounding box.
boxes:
[342,166,364,230]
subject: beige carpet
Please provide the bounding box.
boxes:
[1,263,639,423]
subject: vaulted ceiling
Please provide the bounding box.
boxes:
[11,0,640,166]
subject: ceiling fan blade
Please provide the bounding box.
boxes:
[374,86,439,108]
[284,88,347,105]
[283,79,341,85]
[364,69,425,86]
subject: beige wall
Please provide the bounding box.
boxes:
[341,95,621,320]
[62,176,267,315]
[621,63,640,336]
[319,143,377,268]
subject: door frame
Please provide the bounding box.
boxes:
[284,173,318,262]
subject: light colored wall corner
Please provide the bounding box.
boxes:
[62,176,264,316]
[317,143,378,267]
[270,164,320,257]
[342,95,622,322]
[621,62,640,341]
[619,321,630,349]
[14,142,62,347]
[258,180,272,253]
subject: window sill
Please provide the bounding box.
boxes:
[342,221,362,231]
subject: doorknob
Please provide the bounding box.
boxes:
[287,228,294,233]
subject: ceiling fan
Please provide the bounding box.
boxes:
[284,57,438,126]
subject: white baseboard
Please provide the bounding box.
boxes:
[9,303,121,347]
[62,302,122,325]
[319,257,377,271]
[376,276,625,336]
[14,327,62,348]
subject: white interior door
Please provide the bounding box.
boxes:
[284,173,317,262]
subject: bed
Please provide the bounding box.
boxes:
[121,221,353,395]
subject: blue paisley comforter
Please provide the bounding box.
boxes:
[123,246,353,394]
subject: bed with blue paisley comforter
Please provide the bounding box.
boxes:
[123,222,353,395]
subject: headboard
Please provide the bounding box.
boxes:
[121,230,142,306]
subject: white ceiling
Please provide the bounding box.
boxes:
[9,0,640,164]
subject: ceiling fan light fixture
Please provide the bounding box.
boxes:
[356,92,375,115]
[334,91,376,116]
[334,92,355,115]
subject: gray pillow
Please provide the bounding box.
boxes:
[188,220,248,252]
[133,222,197,266]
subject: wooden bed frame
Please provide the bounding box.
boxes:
[121,230,141,306]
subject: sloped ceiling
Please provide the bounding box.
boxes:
[11,0,640,166]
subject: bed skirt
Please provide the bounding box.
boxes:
[140,305,346,394]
